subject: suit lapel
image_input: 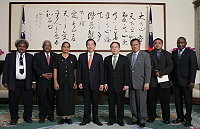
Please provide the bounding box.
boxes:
[12,52,17,74]
[108,55,113,70]
[158,50,164,67]
[133,51,141,69]
[25,53,29,74]
[85,52,89,70]
[90,52,96,69]
[178,48,187,64]
[42,52,48,66]
[114,54,121,70]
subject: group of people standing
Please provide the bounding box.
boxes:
[2,37,198,128]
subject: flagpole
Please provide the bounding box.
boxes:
[21,5,26,39]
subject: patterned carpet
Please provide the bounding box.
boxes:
[0,104,199,129]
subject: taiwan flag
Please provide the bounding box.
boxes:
[148,7,153,51]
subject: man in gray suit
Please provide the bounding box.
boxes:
[127,39,151,128]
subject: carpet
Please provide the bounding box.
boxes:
[0,104,199,129]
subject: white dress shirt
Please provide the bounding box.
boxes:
[88,52,94,61]
[16,52,26,80]
[112,54,119,65]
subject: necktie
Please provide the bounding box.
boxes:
[131,53,136,68]
[178,49,182,60]
[46,53,50,65]
[156,52,161,60]
[112,55,117,69]
[88,53,93,69]
[19,53,24,74]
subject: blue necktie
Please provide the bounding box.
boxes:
[156,52,161,60]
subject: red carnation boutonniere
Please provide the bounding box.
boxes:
[0,49,4,55]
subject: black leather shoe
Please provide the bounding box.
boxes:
[107,121,114,126]
[184,121,191,127]
[127,121,139,125]
[10,119,18,125]
[163,120,170,124]
[58,119,65,124]
[139,123,145,128]
[172,118,184,124]
[65,119,73,124]
[146,118,155,123]
[117,122,125,126]
[94,120,103,126]
[39,118,45,123]
[48,117,55,122]
[24,118,33,123]
[79,122,88,126]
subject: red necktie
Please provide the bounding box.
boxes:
[88,53,93,69]
[46,54,50,65]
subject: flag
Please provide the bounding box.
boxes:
[148,7,153,51]
[21,6,25,39]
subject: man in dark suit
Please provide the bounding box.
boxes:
[2,39,36,125]
[33,40,55,123]
[147,38,173,124]
[127,39,151,128]
[77,39,104,126]
[104,42,130,126]
[172,37,198,127]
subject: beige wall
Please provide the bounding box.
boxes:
[0,0,195,59]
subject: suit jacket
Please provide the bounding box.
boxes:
[127,51,151,89]
[33,52,56,87]
[2,52,35,90]
[148,49,173,88]
[104,54,130,93]
[172,48,198,87]
[77,52,104,90]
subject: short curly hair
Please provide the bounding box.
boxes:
[15,39,29,49]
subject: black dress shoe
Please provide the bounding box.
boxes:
[79,122,88,126]
[65,119,73,124]
[58,119,66,124]
[163,120,170,124]
[172,118,184,124]
[10,119,18,125]
[39,118,45,123]
[146,118,155,123]
[127,121,139,125]
[117,122,125,126]
[93,120,103,126]
[48,117,55,122]
[184,121,191,127]
[139,123,145,128]
[24,118,33,123]
[107,121,114,126]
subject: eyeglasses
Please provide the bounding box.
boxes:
[177,41,186,44]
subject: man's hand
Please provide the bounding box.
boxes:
[123,86,129,90]
[42,73,52,80]
[99,85,104,91]
[3,83,8,88]
[155,71,162,78]
[54,82,60,90]
[32,83,36,89]
[144,84,149,91]
[73,83,77,89]
[79,84,83,89]
[104,84,108,92]
[188,83,194,90]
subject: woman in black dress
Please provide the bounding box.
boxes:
[53,42,77,124]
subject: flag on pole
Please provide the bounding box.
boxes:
[148,7,153,51]
[21,5,25,39]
